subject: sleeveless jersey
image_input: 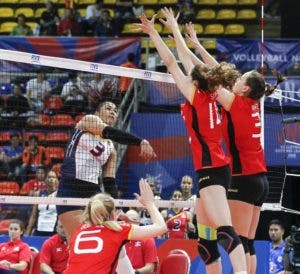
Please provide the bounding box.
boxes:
[61,129,114,184]
[221,96,267,175]
[64,223,132,274]
[181,90,229,170]
[166,209,188,239]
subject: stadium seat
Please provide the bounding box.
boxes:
[0,22,17,33]
[19,0,38,3]
[74,114,85,123]
[122,23,139,34]
[34,8,46,18]
[27,22,38,31]
[37,114,51,126]
[238,0,257,4]
[158,0,177,4]
[77,8,87,17]
[216,9,236,19]
[218,0,237,4]
[204,24,224,35]
[237,9,257,19]
[46,131,69,143]
[44,96,63,110]
[0,181,20,195]
[0,8,14,18]
[15,7,34,17]
[0,0,18,3]
[46,146,65,160]
[225,23,245,35]
[0,131,11,143]
[202,39,217,49]
[144,9,155,18]
[198,0,217,4]
[28,247,40,274]
[58,8,65,18]
[160,249,191,274]
[164,39,176,48]
[103,0,116,3]
[24,131,46,142]
[193,24,204,34]
[51,114,75,126]
[196,9,216,20]
[0,219,12,234]
[79,0,95,3]
[136,0,158,4]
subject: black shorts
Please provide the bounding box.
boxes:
[56,177,101,216]
[196,165,231,198]
[228,173,269,206]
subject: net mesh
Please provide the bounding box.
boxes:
[0,48,299,229]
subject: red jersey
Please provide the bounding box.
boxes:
[40,234,68,273]
[181,90,229,170]
[125,238,158,274]
[166,210,188,239]
[64,223,132,274]
[0,240,31,273]
[221,96,267,175]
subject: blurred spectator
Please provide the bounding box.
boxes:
[286,61,300,76]
[178,0,195,24]
[180,175,196,202]
[124,209,158,274]
[5,84,31,115]
[0,219,31,273]
[40,221,68,274]
[20,166,47,196]
[39,0,59,36]
[19,135,51,185]
[119,53,138,96]
[94,9,115,37]
[269,219,289,274]
[265,0,280,18]
[57,8,81,36]
[86,0,103,21]
[26,69,52,112]
[25,170,59,236]
[61,71,88,115]
[161,190,195,239]
[114,0,134,33]
[10,14,33,36]
[0,133,23,181]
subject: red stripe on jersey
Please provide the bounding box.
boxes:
[181,90,229,170]
[222,96,267,175]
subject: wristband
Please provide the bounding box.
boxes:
[102,126,142,146]
[102,177,118,198]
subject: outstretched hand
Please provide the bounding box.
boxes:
[159,7,180,31]
[139,139,157,163]
[185,22,200,48]
[134,178,155,207]
[134,13,157,35]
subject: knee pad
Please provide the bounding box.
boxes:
[198,238,220,265]
[217,226,241,254]
[239,235,249,254]
[248,239,256,256]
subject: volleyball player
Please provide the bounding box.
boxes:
[184,20,284,274]
[63,179,167,274]
[137,12,247,274]
[57,97,156,242]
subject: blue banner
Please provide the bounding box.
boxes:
[216,39,300,73]
[0,37,141,71]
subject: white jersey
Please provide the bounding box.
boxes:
[61,128,114,184]
[37,191,57,232]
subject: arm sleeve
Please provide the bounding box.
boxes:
[39,239,52,265]
[19,243,31,263]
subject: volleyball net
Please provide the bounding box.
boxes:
[0,48,299,225]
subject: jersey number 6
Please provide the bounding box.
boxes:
[74,230,103,254]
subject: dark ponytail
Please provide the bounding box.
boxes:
[265,69,286,97]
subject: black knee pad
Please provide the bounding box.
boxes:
[239,235,249,254]
[217,226,241,254]
[248,239,256,256]
[198,238,220,265]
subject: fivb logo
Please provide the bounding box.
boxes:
[144,71,152,79]
[31,54,40,64]
[90,63,99,72]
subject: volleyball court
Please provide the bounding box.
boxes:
[0,47,298,218]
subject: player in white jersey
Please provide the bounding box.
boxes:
[57,99,156,241]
